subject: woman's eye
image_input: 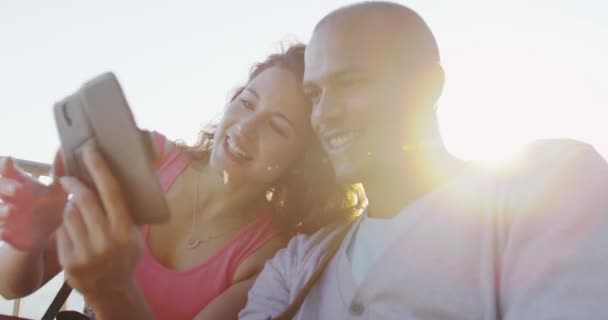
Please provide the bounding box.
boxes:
[269,120,288,138]
[240,99,254,110]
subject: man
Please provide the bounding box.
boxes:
[240,2,608,319]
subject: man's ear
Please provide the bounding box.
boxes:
[422,62,445,109]
[402,62,444,111]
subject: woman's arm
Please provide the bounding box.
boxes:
[193,236,288,320]
[192,277,257,320]
[0,234,62,299]
[0,156,66,299]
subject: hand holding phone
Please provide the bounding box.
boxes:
[53,72,169,225]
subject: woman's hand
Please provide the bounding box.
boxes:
[0,155,66,252]
[56,144,143,301]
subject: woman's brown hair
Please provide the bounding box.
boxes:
[177,43,365,235]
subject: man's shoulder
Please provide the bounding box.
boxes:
[521,138,599,164]
[497,139,607,220]
[507,138,606,187]
[437,139,607,217]
[466,139,605,185]
[282,223,350,265]
[495,141,608,317]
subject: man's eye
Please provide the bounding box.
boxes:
[240,99,254,110]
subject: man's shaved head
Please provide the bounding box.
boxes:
[304,1,445,183]
[314,1,440,66]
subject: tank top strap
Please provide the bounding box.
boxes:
[152,132,192,192]
[152,131,167,158]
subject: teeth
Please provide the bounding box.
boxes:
[223,170,230,184]
[328,132,357,149]
[227,137,251,159]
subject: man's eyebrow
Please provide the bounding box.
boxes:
[245,88,260,99]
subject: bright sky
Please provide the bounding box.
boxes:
[1,0,607,166]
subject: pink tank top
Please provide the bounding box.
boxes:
[134,133,280,320]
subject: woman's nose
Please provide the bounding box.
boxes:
[235,117,258,143]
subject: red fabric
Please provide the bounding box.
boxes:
[134,133,280,320]
[151,131,191,190]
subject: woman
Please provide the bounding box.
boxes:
[0,44,362,319]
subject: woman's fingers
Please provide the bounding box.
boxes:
[0,157,36,200]
[0,157,15,175]
[59,177,109,248]
[56,225,75,268]
[0,177,20,199]
[0,204,14,243]
[55,144,142,297]
[62,201,92,256]
[51,150,66,178]
[81,144,133,233]
[0,157,26,182]
[0,203,13,227]
[0,203,12,217]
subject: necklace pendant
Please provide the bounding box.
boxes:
[187,238,201,249]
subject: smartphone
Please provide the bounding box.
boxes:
[53,72,170,224]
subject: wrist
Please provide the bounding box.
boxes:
[85,279,154,320]
[10,238,47,256]
[84,277,138,307]
[21,230,55,254]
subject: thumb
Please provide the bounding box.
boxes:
[51,150,66,178]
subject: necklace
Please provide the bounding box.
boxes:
[186,169,204,249]
[186,168,242,249]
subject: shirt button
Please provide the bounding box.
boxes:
[349,301,365,316]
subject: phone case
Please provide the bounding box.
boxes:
[53,72,170,225]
